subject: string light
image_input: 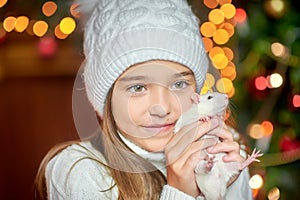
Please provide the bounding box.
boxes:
[255,76,268,90]
[59,17,76,35]
[15,16,29,32]
[249,174,264,190]
[235,8,247,23]
[33,20,48,37]
[0,0,7,8]
[292,95,300,108]
[267,73,283,88]
[3,16,16,32]
[268,187,280,200]
[42,1,57,17]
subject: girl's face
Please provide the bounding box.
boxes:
[111,60,196,152]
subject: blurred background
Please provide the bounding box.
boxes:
[0,0,299,199]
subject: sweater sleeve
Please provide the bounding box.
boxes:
[45,144,118,200]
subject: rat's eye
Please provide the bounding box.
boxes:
[208,95,213,100]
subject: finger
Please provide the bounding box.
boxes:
[208,141,240,154]
[166,138,216,166]
[167,118,219,152]
[207,126,233,142]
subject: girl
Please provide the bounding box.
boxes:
[35,0,253,199]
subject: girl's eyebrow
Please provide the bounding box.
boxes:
[173,71,194,78]
[118,75,148,82]
[119,71,193,82]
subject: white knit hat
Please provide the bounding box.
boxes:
[76,0,209,115]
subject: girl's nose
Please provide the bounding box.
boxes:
[148,86,175,118]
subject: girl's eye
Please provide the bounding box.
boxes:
[172,80,188,90]
[128,84,146,93]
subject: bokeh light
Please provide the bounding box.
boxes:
[220,3,236,19]
[292,95,300,108]
[59,17,76,35]
[235,8,247,23]
[38,36,57,58]
[261,121,274,136]
[249,174,264,189]
[0,0,7,8]
[200,22,216,37]
[216,77,233,93]
[213,28,229,44]
[249,124,265,139]
[202,37,213,52]
[268,73,283,88]
[255,76,268,90]
[42,1,57,17]
[14,16,29,32]
[205,73,216,89]
[268,187,280,200]
[33,20,48,37]
[212,53,228,69]
[209,9,225,25]
[271,42,286,57]
[54,25,68,40]
[70,3,81,18]
[3,16,16,32]
[204,0,218,9]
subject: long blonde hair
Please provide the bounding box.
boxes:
[34,87,166,200]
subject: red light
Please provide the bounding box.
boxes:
[235,8,247,23]
[293,95,300,108]
[255,76,267,90]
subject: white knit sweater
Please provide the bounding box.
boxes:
[46,138,253,200]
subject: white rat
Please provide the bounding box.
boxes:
[174,92,262,200]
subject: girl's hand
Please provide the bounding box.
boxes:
[206,119,245,185]
[164,118,220,197]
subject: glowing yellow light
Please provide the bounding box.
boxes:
[249,124,265,139]
[268,187,280,200]
[268,73,283,88]
[42,1,57,17]
[271,42,286,57]
[216,77,233,93]
[33,20,48,37]
[212,53,228,69]
[202,37,213,52]
[200,85,213,95]
[70,3,81,18]
[0,0,8,8]
[204,0,218,9]
[14,16,29,32]
[218,0,232,5]
[221,22,235,37]
[223,47,234,61]
[54,25,68,40]
[209,46,224,60]
[59,17,76,35]
[3,16,16,32]
[213,29,229,45]
[205,73,216,88]
[209,9,225,25]
[270,0,284,13]
[227,86,235,98]
[221,65,235,78]
[200,21,217,37]
[249,174,263,189]
[261,121,273,136]
[220,3,236,19]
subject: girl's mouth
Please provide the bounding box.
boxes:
[143,123,174,134]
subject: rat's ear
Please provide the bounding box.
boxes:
[191,93,201,103]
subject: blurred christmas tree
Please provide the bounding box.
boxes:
[231,0,300,199]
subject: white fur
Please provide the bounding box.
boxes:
[74,0,100,22]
